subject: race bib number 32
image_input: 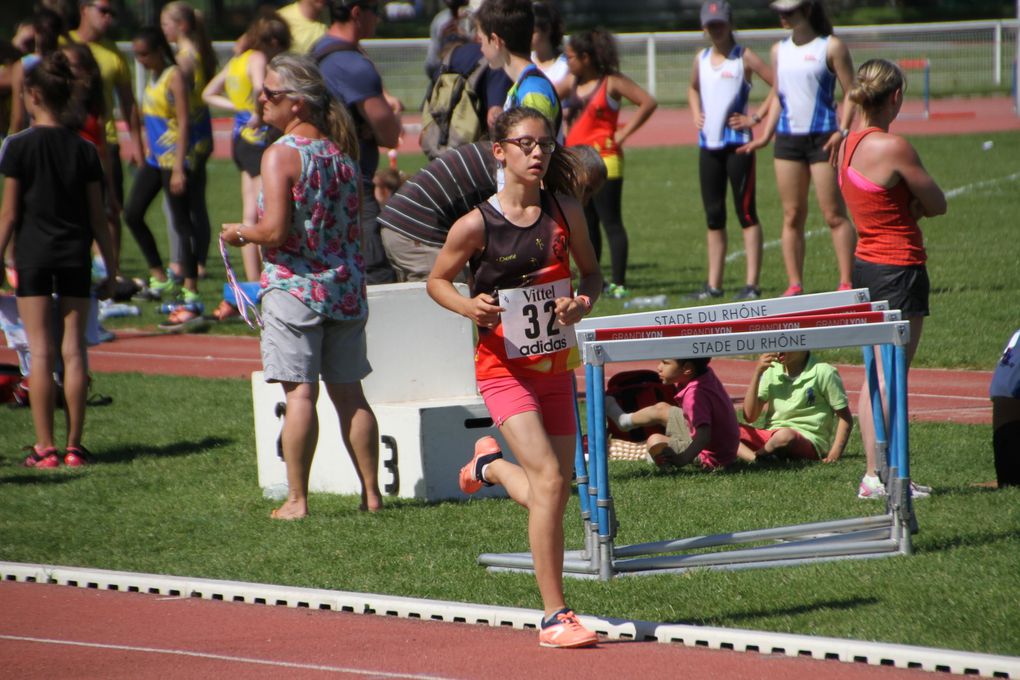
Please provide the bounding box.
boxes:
[500,279,577,359]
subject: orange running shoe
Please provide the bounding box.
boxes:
[538,609,598,649]
[458,436,502,494]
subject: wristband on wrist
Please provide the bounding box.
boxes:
[575,294,592,314]
[751,112,762,124]
[840,128,850,138]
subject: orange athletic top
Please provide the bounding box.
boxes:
[565,78,621,175]
[470,192,579,380]
[840,127,926,267]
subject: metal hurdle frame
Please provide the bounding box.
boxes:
[479,290,918,580]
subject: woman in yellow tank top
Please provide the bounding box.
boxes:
[161,1,217,282]
[202,15,291,317]
[123,26,204,329]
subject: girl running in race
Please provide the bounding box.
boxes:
[124,26,203,329]
[739,0,856,296]
[427,107,603,648]
[160,1,217,283]
[563,28,656,300]
[203,13,291,318]
[837,59,946,499]
[687,0,772,301]
[0,52,115,467]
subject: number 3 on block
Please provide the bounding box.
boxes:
[499,279,577,359]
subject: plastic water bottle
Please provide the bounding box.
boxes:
[91,255,108,282]
[623,294,667,310]
[159,302,205,314]
[98,300,140,319]
[262,483,288,501]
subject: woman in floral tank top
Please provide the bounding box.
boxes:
[221,54,382,520]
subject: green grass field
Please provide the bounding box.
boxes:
[2,130,1019,656]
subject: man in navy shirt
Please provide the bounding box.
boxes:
[313,0,401,284]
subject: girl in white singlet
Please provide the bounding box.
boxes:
[688,0,772,301]
[739,0,856,297]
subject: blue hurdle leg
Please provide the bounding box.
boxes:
[894,344,910,479]
[882,344,899,474]
[584,363,600,536]
[863,346,889,480]
[571,373,591,522]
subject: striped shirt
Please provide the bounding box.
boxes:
[377,142,497,246]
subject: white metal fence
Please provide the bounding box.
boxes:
[125,19,1020,111]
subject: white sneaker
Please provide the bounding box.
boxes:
[858,474,887,499]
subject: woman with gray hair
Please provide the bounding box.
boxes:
[221,54,382,519]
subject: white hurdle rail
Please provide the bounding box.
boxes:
[478,290,917,580]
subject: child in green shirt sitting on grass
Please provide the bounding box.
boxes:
[738,351,852,464]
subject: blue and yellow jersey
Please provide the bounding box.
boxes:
[178,45,213,159]
[142,65,193,169]
[225,50,269,146]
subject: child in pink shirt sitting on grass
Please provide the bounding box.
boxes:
[607,356,739,470]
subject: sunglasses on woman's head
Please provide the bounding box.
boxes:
[499,136,557,154]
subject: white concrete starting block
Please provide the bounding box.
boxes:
[252,282,513,502]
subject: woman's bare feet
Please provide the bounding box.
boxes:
[360,490,383,513]
[270,499,308,520]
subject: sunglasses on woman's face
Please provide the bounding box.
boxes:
[500,135,557,154]
[262,86,295,101]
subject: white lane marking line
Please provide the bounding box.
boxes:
[944,171,1020,199]
[0,634,456,679]
[726,171,1020,263]
[88,350,258,364]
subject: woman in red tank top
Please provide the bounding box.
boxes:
[562,28,657,299]
[838,58,946,499]
[427,107,603,648]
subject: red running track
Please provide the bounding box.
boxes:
[0,581,934,680]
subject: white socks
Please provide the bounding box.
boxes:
[605,397,635,431]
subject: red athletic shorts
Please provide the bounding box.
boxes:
[738,423,820,460]
[477,371,577,436]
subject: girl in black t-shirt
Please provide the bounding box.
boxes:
[0,52,115,468]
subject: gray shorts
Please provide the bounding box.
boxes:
[665,405,693,452]
[260,288,372,384]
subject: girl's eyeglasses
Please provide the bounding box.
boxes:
[499,136,557,154]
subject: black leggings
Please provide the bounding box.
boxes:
[167,156,211,269]
[698,146,759,230]
[124,164,198,280]
[585,177,628,286]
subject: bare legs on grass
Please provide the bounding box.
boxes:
[18,295,91,452]
[775,158,855,292]
[273,380,383,520]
